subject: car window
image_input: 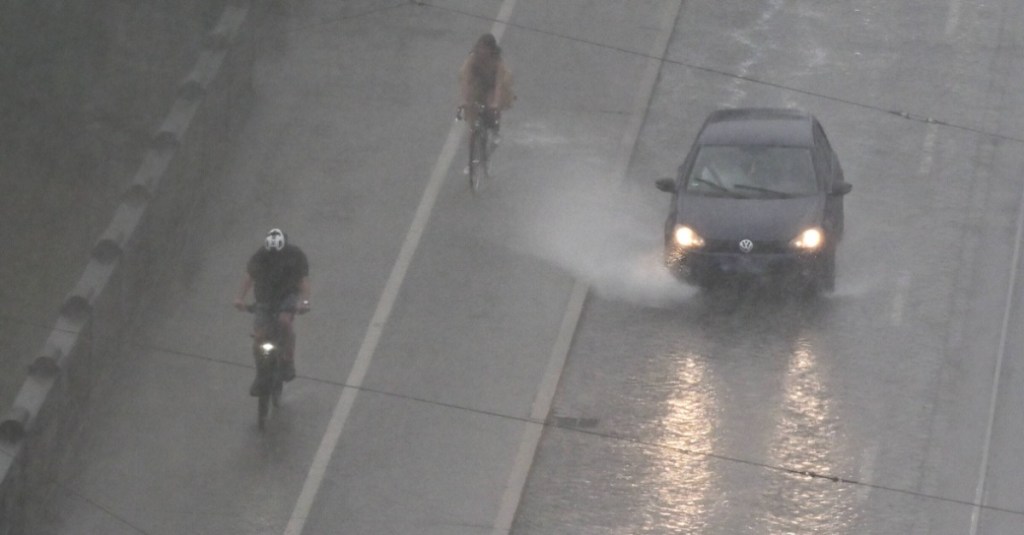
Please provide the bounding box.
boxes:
[685,145,817,198]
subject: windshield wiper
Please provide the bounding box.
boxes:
[691,176,729,193]
[733,184,793,198]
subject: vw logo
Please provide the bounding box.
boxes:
[738,239,754,253]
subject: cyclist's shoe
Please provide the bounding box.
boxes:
[283,359,296,382]
[492,133,501,146]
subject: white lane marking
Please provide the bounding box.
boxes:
[489,1,683,533]
[491,280,587,534]
[969,153,1024,534]
[492,0,517,40]
[284,118,460,535]
[282,3,518,533]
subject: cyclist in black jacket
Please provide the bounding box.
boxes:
[234,228,310,387]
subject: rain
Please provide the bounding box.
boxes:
[2,1,1024,534]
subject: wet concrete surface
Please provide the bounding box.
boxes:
[514,0,1024,533]
[26,0,1024,533]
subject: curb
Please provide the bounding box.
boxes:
[0,3,261,532]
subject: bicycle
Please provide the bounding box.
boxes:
[243,303,306,431]
[458,103,499,193]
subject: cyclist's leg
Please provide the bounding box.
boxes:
[464,105,480,175]
[481,109,498,175]
[468,123,483,179]
[490,109,501,142]
[277,294,300,380]
[463,103,480,127]
[278,315,297,381]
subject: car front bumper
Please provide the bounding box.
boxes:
[666,248,823,285]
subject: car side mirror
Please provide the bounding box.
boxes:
[833,182,852,195]
[655,177,677,193]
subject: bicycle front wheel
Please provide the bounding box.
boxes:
[469,127,488,192]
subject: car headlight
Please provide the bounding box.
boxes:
[790,228,824,250]
[673,225,705,249]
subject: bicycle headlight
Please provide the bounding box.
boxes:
[260,342,276,355]
[673,225,705,249]
[790,228,824,251]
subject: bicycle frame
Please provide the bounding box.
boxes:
[465,104,498,192]
[244,303,301,430]
[252,324,286,396]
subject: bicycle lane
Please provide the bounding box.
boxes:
[32,1,677,534]
[286,1,681,533]
[29,2,496,533]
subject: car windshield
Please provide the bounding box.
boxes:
[685,145,817,198]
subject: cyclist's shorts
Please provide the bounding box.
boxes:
[252,293,300,333]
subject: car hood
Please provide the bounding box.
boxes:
[676,194,823,241]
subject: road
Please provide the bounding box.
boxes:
[33,0,1024,533]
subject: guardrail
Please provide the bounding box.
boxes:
[0,2,262,532]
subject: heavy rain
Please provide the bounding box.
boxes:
[2,1,1024,534]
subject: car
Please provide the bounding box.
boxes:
[655,108,852,292]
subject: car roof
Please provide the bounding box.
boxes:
[697,108,815,147]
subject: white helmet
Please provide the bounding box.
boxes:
[264,228,286,251]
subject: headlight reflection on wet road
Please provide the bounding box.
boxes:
[763,337,861,534]
[642,351,718,534]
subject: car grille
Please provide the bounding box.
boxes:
[703,239,791,254]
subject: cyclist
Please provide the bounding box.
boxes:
[234,228,310,393]
[458,33,515,149]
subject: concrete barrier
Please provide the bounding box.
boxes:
[0,3,261,532]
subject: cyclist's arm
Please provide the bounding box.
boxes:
[492,61,515,110]
[299,277,311,305]
[295,249,311,308]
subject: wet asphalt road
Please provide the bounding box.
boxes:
[33,0,1024,534]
